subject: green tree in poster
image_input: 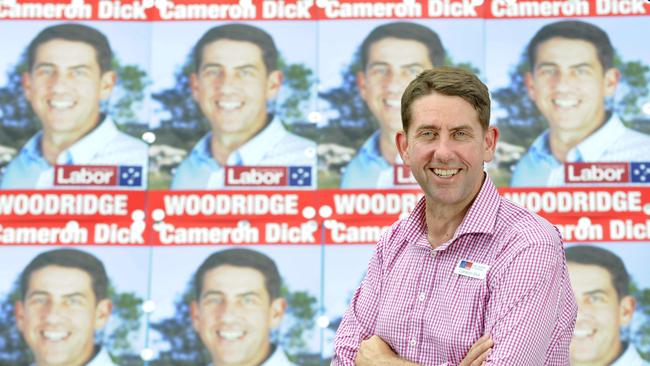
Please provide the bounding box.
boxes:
[631,282,650,359]
[149,283,319,365]
[0,284,144,365]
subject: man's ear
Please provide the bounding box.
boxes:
[268,297,287,330]
[396,129,409,165]
[265,70,283,100]
[190,301,201,332]
[93,298,113,330]
[483,126,499,163]
[190,73,200,102]
[99,71,117,101]
[22,72,33,102]
[356,71,368,102]
[619,295,636,327]
[524,72,536,100]
[603,67,620,98]
[14,300,26,333]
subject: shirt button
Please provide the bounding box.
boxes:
[430,251,437,259]
[409,338,417,347]
[418,292,426,302]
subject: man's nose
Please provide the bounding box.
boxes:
[217,71,239,94]
[43,301,66,323]
[386,69,411,94]
[49,72,70,94]
[434,136,455,162]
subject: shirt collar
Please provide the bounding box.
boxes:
[18,115,117,165]
[64,115,119,164]
[404,174,499,249]
[529,113,622,163]
[573,113,624,161]
[358,130,402,166]
[189,115,288,167]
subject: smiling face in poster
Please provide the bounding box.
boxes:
[23,39,116,147]
[191,39,282,149]
[191,264,286,366]
[15,265,112,366]
[525,37,619,156]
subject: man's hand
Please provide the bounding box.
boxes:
[355,334,492,366]
[355,335,397,365]
[460,334,493,366]
[355,335,420,366]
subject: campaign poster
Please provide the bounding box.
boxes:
[0,246,151,365]
[316,18,486,189]
[0,21,151,190]
[485,16,650,187]
[146,245,322,365]
[147,21,318,191]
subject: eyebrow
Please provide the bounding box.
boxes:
[415,124,473,132]
[27,291,87,299]
[201,290,261,299]
[367,61,425,70]
[535,61,594,70]
[33,63,92,71]
[583,289,609,297]
[200,63,259,72]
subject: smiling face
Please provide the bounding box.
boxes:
[357,37,433,139]
[525,37,619,140]
[191,265,286,366]
[191,39,282,140]
[397,92,497,211]
[15,265,112,366]
[22,39,115,139]
[568,263,635,366]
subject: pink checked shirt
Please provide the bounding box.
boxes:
[332,176,577,365]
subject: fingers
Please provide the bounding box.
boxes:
[461,334,494,366]
[470,348,492,366]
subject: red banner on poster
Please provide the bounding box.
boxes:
[0,190,146,245]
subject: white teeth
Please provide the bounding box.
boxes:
[573,328,594,338]
[218,330,244,340]
[553,99,578,108]
[384,99,400,108]
[433,168,460,177]
[218,101,243,110]
[42,330,68,341]
[49,100,74,109]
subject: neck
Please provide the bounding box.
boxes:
[549,112,607,162]
[210,116,269,165]
[41,117,100,165]
[379,128,398,164]
[425,199,469,248]
[424,174,485,248]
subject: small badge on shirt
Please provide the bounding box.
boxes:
[454,260,490,280]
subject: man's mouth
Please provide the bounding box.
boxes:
[218,330,245,341]
[48,100,75,110]
[383,98,400,108]
[218,101,243,111]
[573,327,595,339]
[432,168,461,178]
[553,98,579,109]
[42,330,70,342]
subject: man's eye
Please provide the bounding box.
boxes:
[538,68,557,76]
[71,69,88,77]
[406,66,423,77]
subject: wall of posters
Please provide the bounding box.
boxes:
[1,0,649,364]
